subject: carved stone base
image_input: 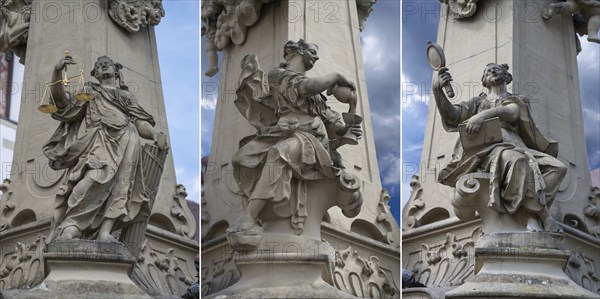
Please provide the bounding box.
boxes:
[1,240,150,299]
[206,233,358,299]
[445,232,600,298]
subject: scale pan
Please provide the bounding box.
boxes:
[75,92,95,102]
[38,104,58,114]
[426,41,446,70]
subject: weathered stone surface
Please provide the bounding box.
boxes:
[445,232,600,298]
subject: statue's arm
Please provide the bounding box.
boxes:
[135,120,157,140]
[297,73,355,98]
[433,68,461,125]
[50,56,76,108]
[135,119,168,149]
[471,103,520,123]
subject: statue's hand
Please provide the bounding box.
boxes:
[336,74,356,91]
[465,114,484,138]
[55,56,76,72]
[155,132,169,150]
[347,124,362,139]
[433,67,452,91]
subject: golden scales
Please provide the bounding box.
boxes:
[38,51,95,113]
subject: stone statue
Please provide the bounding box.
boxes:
[542,0,600,43]
[42,55,168,243]
[228,39,363,236]
[0,0,31,62]
[432,63,567,232]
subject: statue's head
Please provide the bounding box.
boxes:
[282,39,319,70]
[481,63,512,88]
[91,56,123,80]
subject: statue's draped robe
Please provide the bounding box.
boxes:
[43,83,155,239]
[232,68,342,233]
[438,94,566,215]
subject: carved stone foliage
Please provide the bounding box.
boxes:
[333,247,400,299]
[0,179,14,232]
[0,235,46,290]
[565,247,600,294]
[0,0,31,62]
[108,0,165,33]
[584,186,600,237]
[170,184,197,239]
[131,239,196,297]
[439,0,479,19]
[376,189,399,246]
[402,175,425,231]
[200,253,240,297]
[411,227,482,288]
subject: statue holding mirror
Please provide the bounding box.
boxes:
[427,42,567,232]
[41,54,168,243]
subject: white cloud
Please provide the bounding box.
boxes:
[380,152,400,187]
[578,41,600,72]
[201,94,218,110]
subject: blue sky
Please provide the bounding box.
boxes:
[156,1,200,202]
[200,1,402,221]
[401,1,600,209]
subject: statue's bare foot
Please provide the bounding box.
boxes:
[526,217,543,232]
[98,232,119,243]
[543,218,564,234]
[204,66,219,77]
[56,226,81,241]
[227,212,259,233]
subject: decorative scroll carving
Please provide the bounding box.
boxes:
[584,186,600,237]
[200,254,240,297]
[0,235,46,290]
[565,247,600,294]
[412,227,481,287]
[333,247,400,299]
[439,0,479,19]
[0,0,31,63]
[0,179,14,232]
[170,184,197,239]
[402,175,425,230]
[376,189,399,246]
[131,240,195,297]
[108,0,165,33]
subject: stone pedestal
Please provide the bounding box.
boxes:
[208,234,356,299]
[1,240,150,299]
[445,233,599,299]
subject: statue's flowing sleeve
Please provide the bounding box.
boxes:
[441,96,481,132]
[126,93,155,126]
[43,94,88,170]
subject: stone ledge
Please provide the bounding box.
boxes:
[45,240,136,264]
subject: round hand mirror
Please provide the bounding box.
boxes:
[426,41,455,98]
[426,41,446,71]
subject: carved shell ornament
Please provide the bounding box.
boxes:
[108,0,165,33]
[439,0,479,19]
